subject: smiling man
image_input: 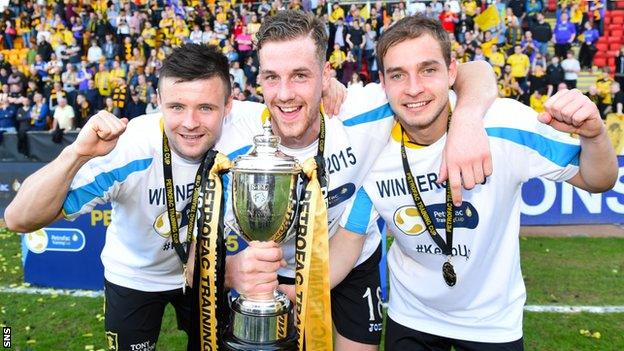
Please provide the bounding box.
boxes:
[218,10,499,351]
[337,15,617,351]
[4,44,234,351]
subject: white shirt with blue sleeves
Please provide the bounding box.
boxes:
[340,98,581,343]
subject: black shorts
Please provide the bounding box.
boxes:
[277,243,383,345]
[385,317,524,351]
[331,243,383,344]
[104,279,195,351]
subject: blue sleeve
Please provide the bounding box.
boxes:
[343,187,375,235]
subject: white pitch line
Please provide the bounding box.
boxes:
[0,285,103,298]
[523,305,624,313]
[382,302,624,313]
[1,287,624,313]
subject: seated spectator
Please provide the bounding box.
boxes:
[0,95,17,132]
[124,92,146,120]
[87,39,103,65]
[145,93,159,115]
[546,56,565,96]
[529,88,548,113]
[74,93,92,129]
[347,72,363,88]
[51,97,74,131]
[29,92,49,131]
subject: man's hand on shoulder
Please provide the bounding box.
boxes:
[439,111,492,206]
[322,77,347,117]
[70,111,128,160]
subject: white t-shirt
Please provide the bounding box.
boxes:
[54,105,75,130]
[63,113,203,292]
[216,83,395,278]
[561,58,580,81]
[340,98,580,342]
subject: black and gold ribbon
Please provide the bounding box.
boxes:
[189,151,232,350]
[294,158,333,351]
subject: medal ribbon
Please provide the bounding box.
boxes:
[399,117,454,257]
[162,128,202,270]
[191,151,232,350]
[295,158,333,351]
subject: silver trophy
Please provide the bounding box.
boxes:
[223,122,299,351]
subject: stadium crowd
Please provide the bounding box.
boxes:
[0,0,621,142]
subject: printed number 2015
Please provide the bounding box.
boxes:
[326,147,357,174]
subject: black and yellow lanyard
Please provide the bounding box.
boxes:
[399,114,457,287]
[162,131,207,281]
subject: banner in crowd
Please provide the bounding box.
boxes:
[474,5,500,31]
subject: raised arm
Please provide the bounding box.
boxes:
[539,89,617,192]
[441,60,497,206]
[4,111,128,232]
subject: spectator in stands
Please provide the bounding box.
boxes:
[612,82,623,115]
[15,96,32,155]
[561,50,581,89]
[84,79,102,111]
[615,45,624,87]
[329,17,347,52]
[346,19,364,71]
[596,68,614,117]
[547,55,565,96]
[507,44,530,93]
[531,13,553,56]
[553,12,576,58]
[363,22,377,81]
[0,95,17,133]
[16,96,32,134]
[529,88,548,113]
[229,61,245,91]
[51,97,74,131]
[94,62,112,103]
[439,4,458,34]
[75,93,93,129]
[87,39,103,65]
[145,93,159,114]
[525,0,543,29]
[102,34,119,69]
[124,92,146,120]
[578,21,600,69]
[29,92,49,131]
[329,43,346,82]
[8,66,25,95]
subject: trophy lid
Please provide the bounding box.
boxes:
[231,120,301,174]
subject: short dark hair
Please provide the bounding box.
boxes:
[158,43,231,99]
[376,15,451,73]
[255,10,328,66]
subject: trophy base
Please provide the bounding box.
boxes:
[222,332,297,351]
[226,291,296,349]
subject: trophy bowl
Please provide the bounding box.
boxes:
[223,123,300,350]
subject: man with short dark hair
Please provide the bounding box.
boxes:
[5,43,237,351]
